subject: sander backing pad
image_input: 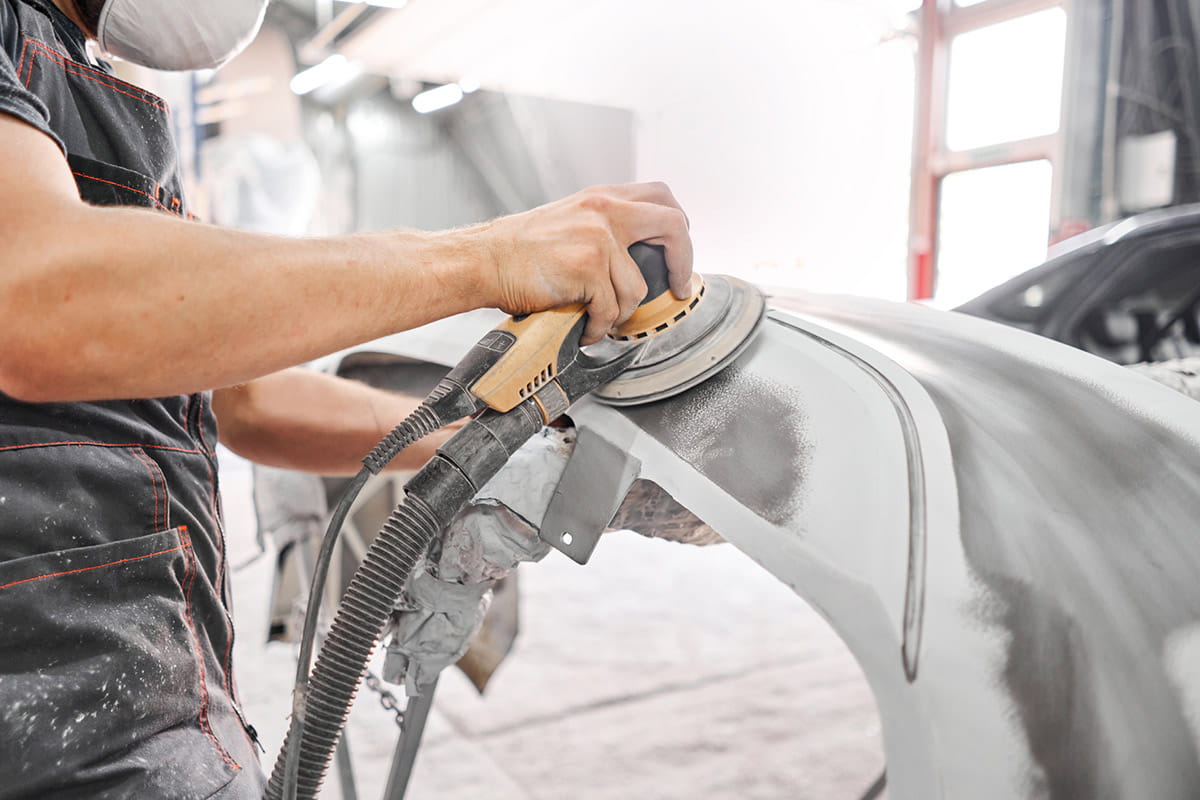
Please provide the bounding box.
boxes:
[591,274,766,406]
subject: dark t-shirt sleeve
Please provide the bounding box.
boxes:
[0,1,64,152]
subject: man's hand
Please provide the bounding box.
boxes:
[476,182,693,344]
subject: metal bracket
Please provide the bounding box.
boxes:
[539,426,641,564]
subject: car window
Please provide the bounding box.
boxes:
[1072,245,1200,364]
[983,252,1095,325]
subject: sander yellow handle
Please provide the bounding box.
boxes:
[467,302,588,413]
[449,243,703,414]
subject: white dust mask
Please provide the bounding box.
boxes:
[97,0,268,71]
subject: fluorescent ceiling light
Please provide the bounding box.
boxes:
[290,54,361,96]
[412,83,464,114]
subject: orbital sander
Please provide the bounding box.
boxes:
[267,243,766,800]
[438,241,766,413]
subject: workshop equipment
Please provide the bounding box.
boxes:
[265,243,766,800]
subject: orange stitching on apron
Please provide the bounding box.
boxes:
[15,37,31,85]
[131,448,167,533]
[195,396,213,455]
[0,543,185,593]
[24,37,170,106]
[18,36,186,216]
[32,52,169,113]
[198,450,236,699]
[22,38,170,114]
[178,526,242,772]
[130,449,159,532]
[71,171,170,212]
[0,440,203,455]
[181,393,231,690]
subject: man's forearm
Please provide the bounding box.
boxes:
[0,115,694,404]
[212,368,460,475]
[1,201,491,403]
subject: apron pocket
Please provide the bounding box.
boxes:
[0,442,167,564]
[67,153,170,212]
[0,527,239,799]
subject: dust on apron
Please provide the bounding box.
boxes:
[0,2,263,797]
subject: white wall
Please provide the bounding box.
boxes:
[343,0,916,299]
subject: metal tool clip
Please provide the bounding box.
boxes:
[538,426,641,564]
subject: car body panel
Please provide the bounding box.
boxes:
[323,290,1200,798]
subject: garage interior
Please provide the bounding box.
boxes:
[186,0,1200,797]
[16,0,1200,798]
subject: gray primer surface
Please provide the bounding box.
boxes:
[620,339,814,528]
[326,295,1200,798]
[802,301,1200,799]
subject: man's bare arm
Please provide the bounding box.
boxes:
[0,116,692,403]
[212,369,459,475]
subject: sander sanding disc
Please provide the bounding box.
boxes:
[592,275,766,406]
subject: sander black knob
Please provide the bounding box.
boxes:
[612,242,705,340]
[628,242,672,306]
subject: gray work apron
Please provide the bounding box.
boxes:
[0,2,264,797]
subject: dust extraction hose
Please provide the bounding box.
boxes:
[268,372,525,800]
[264,492,443,800]
[278,381,470,798]
[265,291,626,798]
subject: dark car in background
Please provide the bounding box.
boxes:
[956,204,1200,365]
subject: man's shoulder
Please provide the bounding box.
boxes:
[0,0,24,31]
[1,0,27,61]
[3,1,91,66]
[0,0,64,157]
[1,1,64,41]
[1,1,22,71]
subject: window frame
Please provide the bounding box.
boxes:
[908,0,1070,300]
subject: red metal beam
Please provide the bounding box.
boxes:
[907,0,950,300]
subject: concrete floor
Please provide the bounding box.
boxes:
[221,450,887,799]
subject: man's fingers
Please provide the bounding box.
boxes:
[586,181,682,210]
[615,201,688,243]
[611,248,650,325]
[639,181,685,218]
[647,232,695,299]
[583,283,620,345]
[485,182,692,337]
[610,201,694,300]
